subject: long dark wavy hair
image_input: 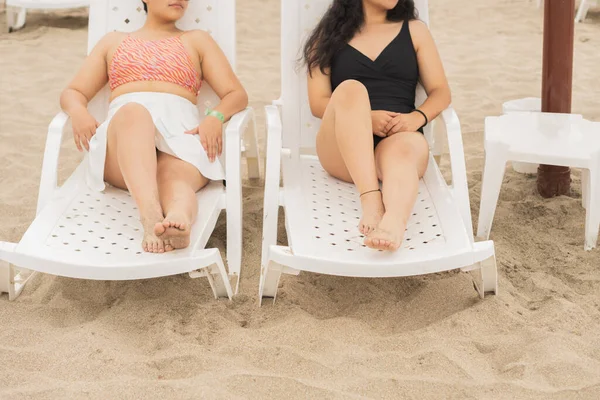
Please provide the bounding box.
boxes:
[303,0,418,75]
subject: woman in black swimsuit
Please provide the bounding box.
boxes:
[303,0,451,251]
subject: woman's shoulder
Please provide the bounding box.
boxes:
[180,29,221,55]
[95,31,127,51]
[181,29,213,43]
[100,31,128,45]
[407,19,432,48]
[407,19,429,35]
[89,31,127,55]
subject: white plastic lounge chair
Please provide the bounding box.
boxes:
[576,0,598,22]
[6,0,90,32]
[0,0,260,300]
[260,0,498,304]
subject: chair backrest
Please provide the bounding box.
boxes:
[279,0,431,152]
[86,0,235,121]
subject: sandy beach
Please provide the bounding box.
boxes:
[1,0,600,398]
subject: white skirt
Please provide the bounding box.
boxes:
[86,92,225,192]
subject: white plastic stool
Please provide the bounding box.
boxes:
[477,112,600,251]
[502,97,541,174]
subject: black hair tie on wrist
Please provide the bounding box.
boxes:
[413,109,428,129]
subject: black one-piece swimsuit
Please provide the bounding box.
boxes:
[330,20,422,148]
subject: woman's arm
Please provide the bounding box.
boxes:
[194,30,248,121]
[307,67,332,119]
[189,30,248,162]
[385,20,451,135]
[410,20,451,122]
[60,33,115,151]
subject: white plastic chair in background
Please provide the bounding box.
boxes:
[6,0,90,32]
[259,0,498,305]
[477,113,600,251]
[537,0,597,22]
[576,0,598,22]
[0,0,260,300]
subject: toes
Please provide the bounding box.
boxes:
[165,244,173,252]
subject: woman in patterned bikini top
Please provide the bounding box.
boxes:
[59,0,248,254]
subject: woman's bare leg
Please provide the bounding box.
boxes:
[365,132,429,250]
[154,152,209,251]
[104,103,165,253]
[316,79,384,235]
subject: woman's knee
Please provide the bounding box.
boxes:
[331,79,369,107]
[377,133,429,170]
[111,103,153,130]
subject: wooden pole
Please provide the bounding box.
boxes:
[537,0,575,198]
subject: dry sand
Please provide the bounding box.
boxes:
[1,0,600,398]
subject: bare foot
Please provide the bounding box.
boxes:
[359,190,385,235]
[161,212,192,250]
[141,217,165,253]
[364,213,405,251]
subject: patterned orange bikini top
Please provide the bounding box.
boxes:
[109,35,202,95]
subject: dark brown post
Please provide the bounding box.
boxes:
[537,0,575,198]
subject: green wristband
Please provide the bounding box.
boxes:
[205,108,225,123]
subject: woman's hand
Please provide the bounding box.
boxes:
[186,115,223,162]
[71,110,99,152]
[371,110,397,137]
[384,111,427,136]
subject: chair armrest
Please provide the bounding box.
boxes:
[262,105,283,267]
[224,107,254,177]
[37,111,70,215]
[439,106,474,242]
[225,107,254,139]
[223,107,254,279]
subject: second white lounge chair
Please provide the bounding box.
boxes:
[260,0,498,305]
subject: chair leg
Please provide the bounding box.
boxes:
[206,258,234,299]
[0,261,34,301]
[477,150,508,239]
[259,260,283,305]
[7,7,27,33]
[470,254,498,298]
[575,0,590,22]
[0,261,12,298]
[245,117,261,179]
[582,168,590,210]
[584,169,599,250]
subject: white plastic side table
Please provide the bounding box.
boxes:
[477,112,600,250]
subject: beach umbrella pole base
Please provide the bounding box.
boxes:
[537,0,575,198]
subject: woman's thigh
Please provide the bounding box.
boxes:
[315,103,354,183]
[103,103,156,190]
